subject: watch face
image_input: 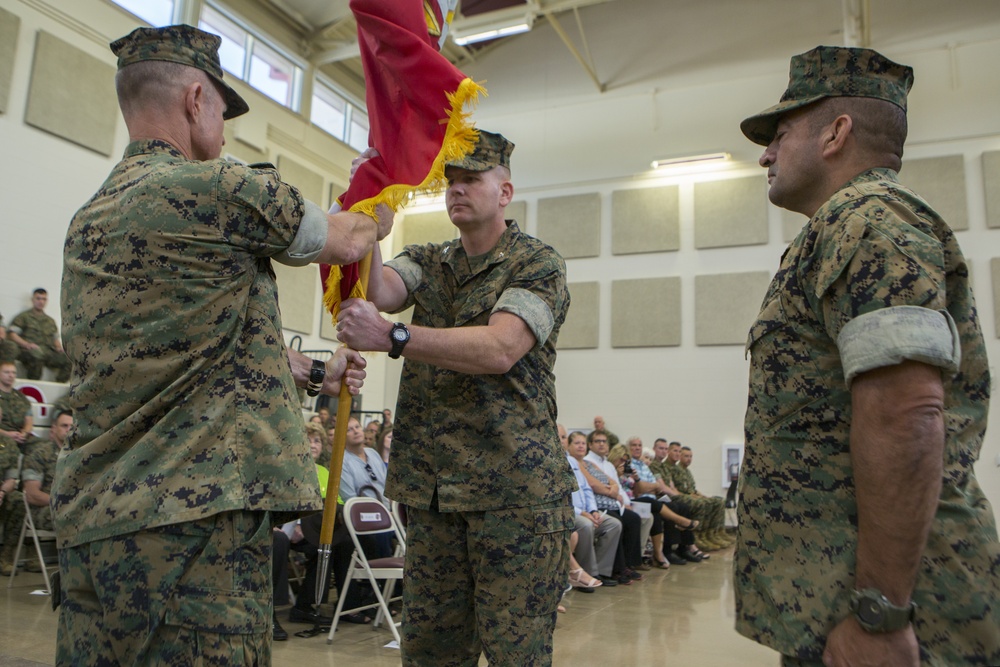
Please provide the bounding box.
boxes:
[858,598,885,627]
[392,328,408,342]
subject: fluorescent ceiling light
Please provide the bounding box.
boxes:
[651,152,731,169]
[451,7,534,46]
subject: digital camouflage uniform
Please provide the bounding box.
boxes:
[9,308,71,382]
[0,386,38,455]
[386,215,576,666]
[670,460,726,537]
[737,168,1000,665]
[55,25,326,666]
[21,436,58,531]
[0,314,19,364]
[0,435,25,573]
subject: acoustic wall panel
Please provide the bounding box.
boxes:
[898,155,968,231]
[611,186,680,255]
[0,8,19,114]
[398,210,457,255]
[508,200,527,227]
[536,193,601,259]
[984,151,1000,229]
[694,176,768,249]
[25,31,117,156]
[695,272,772,345]
[273,263,318,335]
[611,277,681,348]
[558,281,599,349]
[277,155,324,205]
[224,138,268,166]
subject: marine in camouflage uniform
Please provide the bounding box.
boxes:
[0,314,19,365]
[8,290,71,382]
[0,362,38,456]
[55,25,378,666]
[337,131,576,666]
[736,46,999,666]
[670,446,729,548]
[0,430,25,576]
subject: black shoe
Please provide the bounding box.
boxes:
[597,575,619,587]
[574,585,595,593]
[288,606,333,625]
[665,552,688,565]
[682,551,703,563]
[273,616,288,641]
[616,573,633,585]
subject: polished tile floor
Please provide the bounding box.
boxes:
[1,546,780,666]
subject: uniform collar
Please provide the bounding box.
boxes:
[123,139,188,160]
[441,219,520,279]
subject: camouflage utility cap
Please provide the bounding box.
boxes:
[111,24,249,120]
[446,130,514,172]
[741,45,913,146]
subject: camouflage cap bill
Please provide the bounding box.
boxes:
[740,46,913,146]
[446,130,514,172]
[111,24,249,120]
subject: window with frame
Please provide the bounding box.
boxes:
[198,4,302,111]
[312,79,370,151]
[108,0,176,26]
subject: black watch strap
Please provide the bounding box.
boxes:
[849,588,916,633]
[306,359,325,396]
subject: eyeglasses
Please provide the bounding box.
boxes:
[592,438,608,444]
[364,462,377,481]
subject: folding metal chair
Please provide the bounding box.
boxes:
[327,496,405,644]
[7,489,57,594]
[389,499,408,542]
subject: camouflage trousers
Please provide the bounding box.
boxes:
[56,510,273,666]
[1,490,26,560]
[0,338,18,364]
[401,498,574,667]
[19,345,71,382]
[685,494,725,532]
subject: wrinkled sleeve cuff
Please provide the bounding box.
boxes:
[273,200,327,267]
[493,287,555,346]
[837,305,961,388]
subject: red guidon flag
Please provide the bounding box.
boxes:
[321,0,485,318]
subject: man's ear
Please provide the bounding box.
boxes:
[183,81,204,121]
[820,114,853,158]
[499,180,514,207]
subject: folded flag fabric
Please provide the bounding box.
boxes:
[321,0,484,319]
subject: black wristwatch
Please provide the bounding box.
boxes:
[388,322,410,359]
[306,359,326,396]
[849,588,916,633]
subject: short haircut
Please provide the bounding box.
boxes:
[116,60,203,118]
[586,429,608,445]
[0,360,16,370]
[681,446,692,452]
[568,430,588,445]
[33,288,47,295]
[809,96,907,167]
[653,438,668,446]
[669,441,681,448]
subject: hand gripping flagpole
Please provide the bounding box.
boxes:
[315,251,372,616]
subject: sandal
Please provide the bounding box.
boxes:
[677,519,700,532]
[569,567,602,588]
[689,547,710,560]
[342,613,372,625]
[653,558,670,570]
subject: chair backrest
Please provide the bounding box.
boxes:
[344,497,403,542]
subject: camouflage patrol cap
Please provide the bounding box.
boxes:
[446,130,514,172]
[741,46,913,146]
[111,24,249,120]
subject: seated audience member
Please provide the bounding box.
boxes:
[622,437,700,568]
[316,406,332,429]
[0,361,40,455]
[0,408,24,576]
[563,428,622,587]
[587,432,652,571]
[0,313,18,365]
[341,416,388,500]
[308,413,324,426]
[18,409,72,572]
[574,430,644,583]
[673,443,733,550]
[650,438,710,560]
[375,428,392,467]
[363,419,380,451]
[376,408,392,444]
[592,415,619,448]
[284,423,353,627]
[7,288,70,382]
